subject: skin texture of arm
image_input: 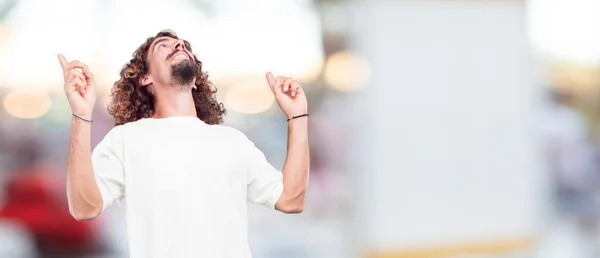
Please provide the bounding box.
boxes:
[275,117,310,213]
[66,118,103,221]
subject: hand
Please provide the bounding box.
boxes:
[265,72,308,119]
[58,54,96,119]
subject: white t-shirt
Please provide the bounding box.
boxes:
[88,116,284,258]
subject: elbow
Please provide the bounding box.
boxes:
[278,203,304,214]
[276,190,306,214]
[287,205,304,214]
[73,215,96,222]
[71,207,101,222]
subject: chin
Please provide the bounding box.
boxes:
[171,60,199,86]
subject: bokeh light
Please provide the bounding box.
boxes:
[224,76,275,114]
[324,51,370,92]
[3,89,52,119]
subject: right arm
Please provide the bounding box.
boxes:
[67,117,103,221]
[59,54,102,221]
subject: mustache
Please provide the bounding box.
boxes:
[167,50,192,61]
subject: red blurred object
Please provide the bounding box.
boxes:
[0,165,98,255]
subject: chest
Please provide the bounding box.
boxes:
[123,135,245,194]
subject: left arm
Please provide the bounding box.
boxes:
[266,72,310,213]
[275,117,310,213]
[245,72,310,213]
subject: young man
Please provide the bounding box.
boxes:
[58,30,310,258]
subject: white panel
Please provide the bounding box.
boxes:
[348,0,546,252]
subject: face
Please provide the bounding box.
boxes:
[142,36,199,89]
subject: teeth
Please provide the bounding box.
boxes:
[174,54,187,60]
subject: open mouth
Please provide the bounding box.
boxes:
[172,53,190,61]
[169,51,191,62]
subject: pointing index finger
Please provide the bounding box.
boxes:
[265,72,276,87]
[57,54,68,70]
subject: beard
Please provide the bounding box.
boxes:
[170,60,199,89]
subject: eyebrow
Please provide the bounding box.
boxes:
[152,37,173,52]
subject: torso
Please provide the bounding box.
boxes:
[117,117,252,258]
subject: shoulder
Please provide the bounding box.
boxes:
[103,124,128,139]
[102,119,150,139]
[95,124,130,150]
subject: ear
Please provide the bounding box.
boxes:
[140,75,153,87]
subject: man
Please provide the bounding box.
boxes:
[58,30,310,258]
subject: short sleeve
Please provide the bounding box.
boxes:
[91,127,126,213]
[237,132,284,209]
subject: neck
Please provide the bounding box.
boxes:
[152,86,196,118]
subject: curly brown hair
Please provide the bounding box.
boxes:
[108,31,226,126]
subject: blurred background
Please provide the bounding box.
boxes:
[1,0,600,257]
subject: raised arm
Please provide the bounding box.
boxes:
[265,72,310,213]
[59,54,102,221]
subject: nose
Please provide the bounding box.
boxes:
[174,40,185,51]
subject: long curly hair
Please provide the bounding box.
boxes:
[108,31,226,126]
